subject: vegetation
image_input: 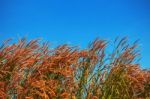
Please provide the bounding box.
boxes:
[0,37,149,99]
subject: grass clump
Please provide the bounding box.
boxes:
[0,37,149,99]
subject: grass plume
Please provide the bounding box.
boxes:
[0,37,149,99]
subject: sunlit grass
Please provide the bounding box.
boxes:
[0,37,149,99]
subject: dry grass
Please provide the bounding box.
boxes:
[0,37,149,99]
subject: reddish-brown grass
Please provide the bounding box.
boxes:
[0,37,149,99]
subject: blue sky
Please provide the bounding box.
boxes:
[0,0,150,68]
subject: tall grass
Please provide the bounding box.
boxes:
[0,37,149,99]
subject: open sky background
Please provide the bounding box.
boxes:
[0,0,150,68]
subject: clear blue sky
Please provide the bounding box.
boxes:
[0,0,150,68]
